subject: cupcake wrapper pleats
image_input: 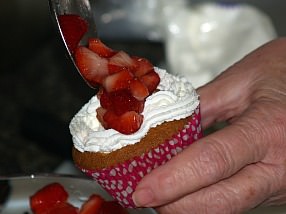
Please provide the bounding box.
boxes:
[78,107,202,208]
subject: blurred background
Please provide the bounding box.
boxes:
[0,0,285,176]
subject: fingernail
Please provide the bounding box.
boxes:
[132,188,154,207]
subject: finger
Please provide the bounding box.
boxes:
[198,38,286,129]
[132,117,267,207]
[197,67,252,129]
[198,39,286,128]
[157,162,282,214]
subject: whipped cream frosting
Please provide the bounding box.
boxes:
[69,67,199,153]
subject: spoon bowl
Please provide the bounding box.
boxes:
[48,0,97,88]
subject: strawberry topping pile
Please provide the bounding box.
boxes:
[30,182,128,214]
[58,14,160,134]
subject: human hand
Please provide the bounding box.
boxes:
[132,38,286,214]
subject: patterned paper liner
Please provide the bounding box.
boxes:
[79,107,202,208]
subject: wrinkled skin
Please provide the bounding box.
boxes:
[132,38,286,214]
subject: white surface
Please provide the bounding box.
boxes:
[1,175,156,214]
[54,160,83,175]
[161,2,277,88]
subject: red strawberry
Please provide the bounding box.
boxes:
[104,111,143,134]
[100,201,128,214]
[108,51,135,74]
[79,194,104,214]
[96,107,108,129]
[46,202,79,214]
[75,46,109,87]
[98,90,112,109]
[109,51,134,67]
[58,15,88,54]
[69,33,161,133]
[105,90,144,115]
[102,70,134,92]
[132,57,154,77]
[129,78,149,101]
[108,64,131,75]
[96,87,105,99]
[139,70,160,94]
[88,38,116,58]
[30,183,68,214]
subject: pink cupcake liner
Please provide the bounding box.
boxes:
[79,107,202,208]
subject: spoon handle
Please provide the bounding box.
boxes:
[49,0,97,46]
[48,0,98,89]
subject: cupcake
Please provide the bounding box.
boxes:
[63,16,202,208]
[70,61,202,207]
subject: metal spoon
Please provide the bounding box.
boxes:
[48,0,97,88]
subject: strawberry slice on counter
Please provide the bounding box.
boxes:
[30,182,69,214]
[58,15,88,54]
[30,182,130,214]
[100,201,129,214]
[79,194,104,214]
[45,202,79,214]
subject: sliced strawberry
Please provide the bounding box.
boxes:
[96,87,105,100]
[107,64,131,75]
[105,90,144,115]
[113,90,145,114]
[98,90,112,109]
[100,201,128,214]
[104,111,143,134]
[46,202,79,214]
[129,78,149,101]
[108,51,135,74]
[102,70,134,92]
[132,57,154,77]
[79,194,104,214]
[58,15,88,54]
[30,183,68,214]
[109,51,134,67]
[67,33,161,133]
[139,70,160,94]
[88,38,116,58]
[75,46,109,87]
[96,107,109,129]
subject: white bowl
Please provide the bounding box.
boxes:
[0,174,156,214]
